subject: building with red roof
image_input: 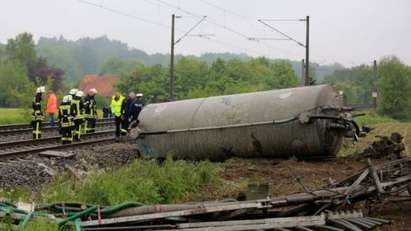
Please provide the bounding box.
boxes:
[79,74,118,99]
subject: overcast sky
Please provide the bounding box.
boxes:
[1,0,410,66]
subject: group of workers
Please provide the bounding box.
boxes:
[31,86,98,143]
[31,86,145,143]
[111,91,144,141]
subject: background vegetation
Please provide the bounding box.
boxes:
[1,33,411,122]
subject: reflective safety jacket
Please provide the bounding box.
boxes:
[110,95,125,117]
[32,93,43,121]
[84,95,97,119]
[71,97,84,120]
[58,103,74,128]
[46,93,58,113]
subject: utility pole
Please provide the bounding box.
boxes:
[169,14,176,101]
[304,16,310,86]
[257,16,310,86]
[169,14,209,101]
[372,60,378,110]
[301,59,305,86]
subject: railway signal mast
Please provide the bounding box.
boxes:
[257,16,310,86]
[169,14,212,101]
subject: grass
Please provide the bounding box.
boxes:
[0,108,105,125]
[22,218,60,231]
[0,158,222,230]
[0,108,31,124]
[4,158,221,206]
[339,112,409,156]
[354,110,397,126]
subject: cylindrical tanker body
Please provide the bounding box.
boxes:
[137,85,354,161]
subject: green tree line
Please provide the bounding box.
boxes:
[324,56,411,120]
[115,57,300,102]
[0,33,65,107]
[36,35,340,83]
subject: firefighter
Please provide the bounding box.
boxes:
[84,88,98,133]
[32,86,45,140]
[69,88,78,97]
[58,95,75,144]
[72,90,85,141]
[110,92,126,141]
[127,93,145,130]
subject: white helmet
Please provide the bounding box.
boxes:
[136,93,143,97]
[75,90,84,97]
[62,95,72,103]
[69,88,78,95]
[36,86,45,94]
[89,88,98,94]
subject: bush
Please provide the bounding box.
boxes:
[37,158,220,205]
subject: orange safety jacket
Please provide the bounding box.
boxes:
[46,93,58,113]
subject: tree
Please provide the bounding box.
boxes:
[377,56,411,120]
[324,65,374,104]
[0,60,34,107]
[6,33,38,83]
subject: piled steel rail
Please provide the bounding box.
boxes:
[0,118,113,136]
[0,130,115,157]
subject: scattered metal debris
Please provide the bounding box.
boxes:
[360,132,405,159]
[1,157,406,230]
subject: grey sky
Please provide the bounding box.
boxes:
[1,0,410,66]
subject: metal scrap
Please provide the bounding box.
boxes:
[360,132,405,159]
[25,158,411,230]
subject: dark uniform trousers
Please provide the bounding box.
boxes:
[32,97,43,140]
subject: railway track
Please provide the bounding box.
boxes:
[0,118,113,136]
[0,130,116,157]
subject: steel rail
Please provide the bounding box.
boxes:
[0,119,114,135]
[0,130,116,157]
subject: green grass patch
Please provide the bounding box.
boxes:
[0,108,105,125]
[354,110,396,127]
[23,218,60,231]
[12,158,221,205]
[0,108,31,124]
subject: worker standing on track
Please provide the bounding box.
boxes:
[58,95,75,144]
[84,88,98,133]
[32,86,45,140]
[127,93,145,131]
[123,91,136,132]
[110,92,126,141]
[46,90,58,127]
[72,90,85,141]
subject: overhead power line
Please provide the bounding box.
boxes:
[150,0,296,57]
[257,19,305,48]
[78,0,170,29]
[175,16,208,45]
[77,0,262,57]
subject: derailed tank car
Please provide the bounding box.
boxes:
[136,85,357,161]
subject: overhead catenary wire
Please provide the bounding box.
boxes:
[77,0,170,29]
[79,0,269,57]
[174,16,208,45]
[150,0,297,57]
[258,19,306,48]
